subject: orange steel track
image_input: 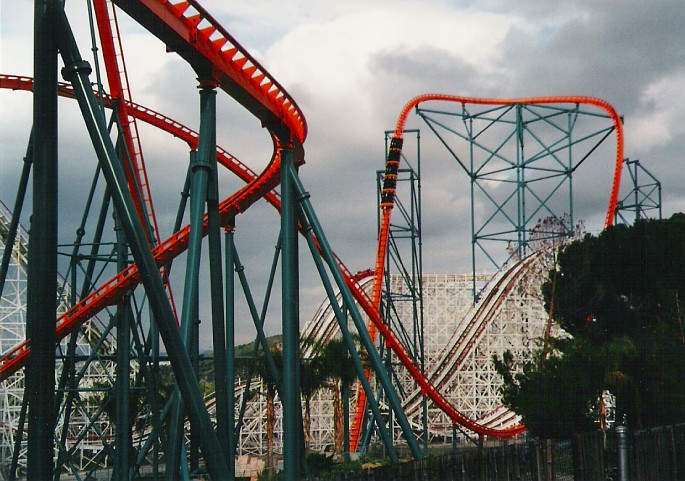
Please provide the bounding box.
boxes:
[0,1,624,450]
[349,94,624,449]
[1,74,527,441]
[0,0,310,380]
[0,74,284,381]
[93,0,159,244]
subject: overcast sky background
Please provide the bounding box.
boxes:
[1,0,684,345]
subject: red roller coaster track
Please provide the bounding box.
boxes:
[349,94,624,449]
[0,0,624,452]
[0,73,529,441]
[0,73,285,381]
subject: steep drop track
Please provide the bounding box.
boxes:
[0,1,624,453]
[350,94,624,448]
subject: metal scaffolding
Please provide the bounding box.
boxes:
[614,158,662,225]
[371,129,426,452]
[1,3,630,480]
[415,102,618,296]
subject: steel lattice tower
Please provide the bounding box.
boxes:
[370,129,426,452]
[415,102,619,296]
[614,158,662,225]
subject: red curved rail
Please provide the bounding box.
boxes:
[1,2,624,453]
[112,0,306,146]
[93,0,160,243]
[1,73,524,440]
[350,94,624,448]
[0,74,282,210]
[0,74,284,381]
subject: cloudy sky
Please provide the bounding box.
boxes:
[1,0,684,345]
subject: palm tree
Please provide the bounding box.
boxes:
[300,360,325,453]
[319,337,360,459]
[254,343,282,475]
[300,338,327,453]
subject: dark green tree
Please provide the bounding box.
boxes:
[300,338,327,453]
[495,214,685,437]
[318,337,360,458]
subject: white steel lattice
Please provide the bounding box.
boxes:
[1,189,553,468]
[234,258,554,454]
[0,202,116,479]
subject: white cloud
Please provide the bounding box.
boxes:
[264,4,523,97]
[626,69,685,154]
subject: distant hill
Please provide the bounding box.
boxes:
[162,334,283,387]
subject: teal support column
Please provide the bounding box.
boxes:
[515,104,526,258]
[114,211,131,481]
[0,135,32,299]
[232,246,282,389]
[168,83,217,479]
[56,7,229,478]
[151,315,161,480]
[207,155,230,472]
[26,1,58,478]
[294,205,399,464]
[8,393,28,481]
[288,163,422,460]
[232,237,282,448]
[468,118,478,301]
[224,223,236,476]
[281,141,302,480]
[190,291,201,472]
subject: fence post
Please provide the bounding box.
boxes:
[546,439,555,481]
[535,440,543,481]
[617,425,629,481]
[669,426,677,480]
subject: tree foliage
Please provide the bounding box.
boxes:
[307,336,362,457]
[495,214,685,438]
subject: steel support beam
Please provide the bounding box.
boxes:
[54,8,229,479]
[294,202,399,464]
[0,136,32,299]
[207,158,230,474]
[289,163,422,460]
[114,211,131,481]
[167,84,217,480]
[378,130,425,453]
[26,1,58,478]
[224,224,236,477]
[281,142,302,480]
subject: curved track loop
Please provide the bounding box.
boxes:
[94,0,160,243]
[377,94,623,309]
[1,0,312,381]
[301,261,535,434]
[0,75,282,209]
[350,94,624,448]
[0,74,281,381]
[112,0,306,145]
[1,4,624,454]
[1,73,528,441]
[343,264,529,439]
